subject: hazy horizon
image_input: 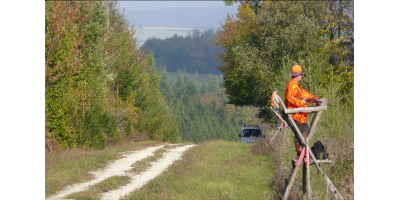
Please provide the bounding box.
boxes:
[117,1,239,11]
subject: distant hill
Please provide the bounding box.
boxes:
[141,29,224,75]
[124,6,238,29]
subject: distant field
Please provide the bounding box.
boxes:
[135,28,194,46]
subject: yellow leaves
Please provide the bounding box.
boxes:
[237,3,256,26]
[318,29,326,36]
[238,3,254,19]
[326,22,336,30]
[335,36,344,44]
[262,1,271,6]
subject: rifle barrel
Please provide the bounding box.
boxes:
[295,97,336,107]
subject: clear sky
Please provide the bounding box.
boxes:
[117,1,239,11]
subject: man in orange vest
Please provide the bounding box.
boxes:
[271,88,280,128]
[285,64,319,158]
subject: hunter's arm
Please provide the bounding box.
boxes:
[301,88,318,100]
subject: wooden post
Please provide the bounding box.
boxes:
[284,106,327,114]
[307,98,327,144]
[303,161,307,194]
[306,144,311,200]
[282,163,302,200]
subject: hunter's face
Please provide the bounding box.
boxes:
[296,74,303,82]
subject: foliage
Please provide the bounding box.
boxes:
[216,0,353,125]
[160,69,256,143]
[141,29,224,74]
[45,1,179,149]
[216,1,330,107]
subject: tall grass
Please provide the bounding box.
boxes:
[128,140,276,199]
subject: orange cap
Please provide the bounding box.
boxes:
[290,64,305,76]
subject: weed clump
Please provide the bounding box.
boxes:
[253,129,302,199]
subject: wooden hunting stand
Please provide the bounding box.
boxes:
[272,96,343,200]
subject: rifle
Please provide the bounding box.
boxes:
[295,97,337,107]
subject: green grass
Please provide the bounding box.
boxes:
[66,175,131,200]
[127,140,275,199]
[45,141,163,198]
[129,145,178,174]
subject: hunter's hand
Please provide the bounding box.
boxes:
[303,98,308,104]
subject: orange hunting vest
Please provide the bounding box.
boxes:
[271,92,278,107]
[284,79,318,123]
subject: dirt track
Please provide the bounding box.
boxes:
[47,144,196,200]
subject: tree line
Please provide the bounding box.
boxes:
[45,1,258,150]
[141,29,224,75]
[45,1,179,149]
[159,69,256,143]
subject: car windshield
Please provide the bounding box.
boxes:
[243,129,261,137]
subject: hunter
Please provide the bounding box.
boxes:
[270,87,280,128]
[284,64,319,159]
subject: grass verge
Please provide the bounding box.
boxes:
[127,140,275,200]
[66,175,131,200]
[45,140,163,197]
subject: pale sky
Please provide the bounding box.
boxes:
[117,1,239,11]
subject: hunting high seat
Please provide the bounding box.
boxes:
[272,95,343,200]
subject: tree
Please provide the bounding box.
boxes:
[215,1,330,107]
[217,0,354,126]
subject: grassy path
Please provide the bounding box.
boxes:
[128,140,275,199]
[45,141,163,198]
[46,140,276,199]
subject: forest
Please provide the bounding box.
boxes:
[45,0,353,150]
[45,1,354,198]
[141,29,224,75]
[159,69,255,143]
[45,1,255,150]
